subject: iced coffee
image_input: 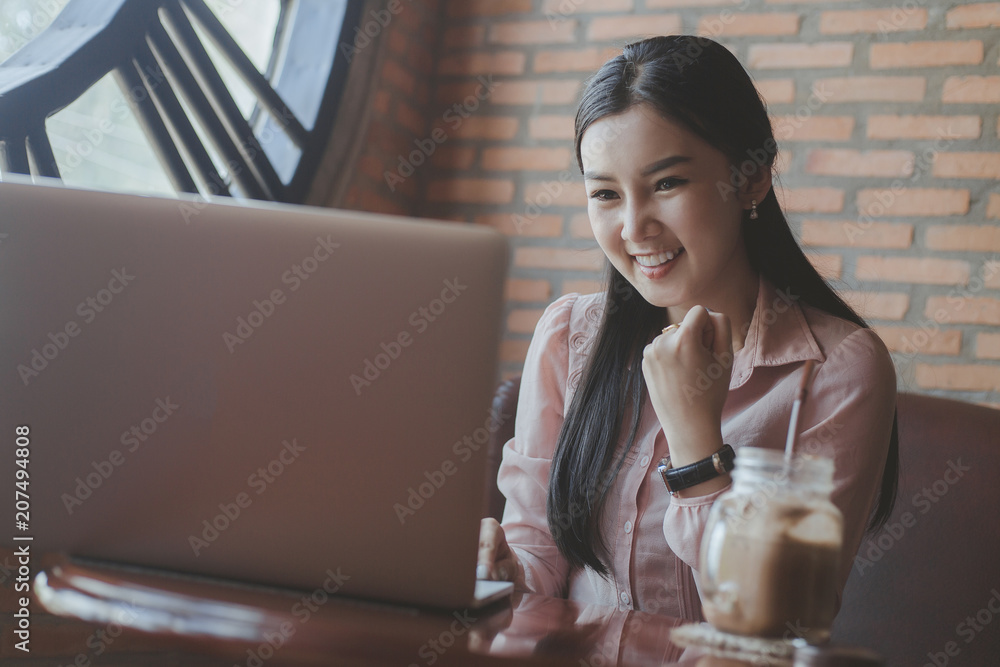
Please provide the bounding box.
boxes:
[699,448,843,643]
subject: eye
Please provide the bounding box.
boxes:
[589,189,619,201]
[655,177,687,192]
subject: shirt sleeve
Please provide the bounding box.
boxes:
[497,293,576,598]
[796,326,897,601]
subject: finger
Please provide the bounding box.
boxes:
[708,311,733,358]
[493,557,515,581]
[680,306,713,350]
[477,518,500,578]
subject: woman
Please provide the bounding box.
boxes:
[478,35,898,621]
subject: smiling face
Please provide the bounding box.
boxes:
[581,104,759,313]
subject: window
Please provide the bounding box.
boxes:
[0,0,362,203]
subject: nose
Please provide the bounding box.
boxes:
[620,195,658,243]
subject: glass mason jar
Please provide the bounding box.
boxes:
[699,447,843,643]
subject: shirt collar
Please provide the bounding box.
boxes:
[730,274,825,389]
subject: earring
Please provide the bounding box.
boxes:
[749,199,758,220]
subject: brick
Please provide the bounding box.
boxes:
[820,8,928,33]
[927,225,1000,252]
[541,0,634,12]
[875,326,962,355]
[988,193,1000,219]
[482,147,572,171]
[505,278,552,302]
[772,115,854,141]
[529,115,575,140]
[756,79,795,105]
[395,101,426,136]
[588,15,682,41]
[866,115,982,140]
[449,117,519,140]
[856,188,970,217]
[814,76,925,102]
[500,339,532,363]
[946,3,1000,28]
[942,76,1000,103]
[934,152,1000,179]
[358,154,384,183]
[698,13,799,36]
[856,257,970,285]
[372,90,391,116]
[443,26,485,49]
[514,247,606,271]
[488,20,577,45]
[777,187,844,213]
[748,43,853,69]
[431,146,476,170]
[524,180,588,207]
[915,364,1000,392]
[570,212,594,239]
[447,0,533,17]
[805,149,913,177]
[563,279,604,294]
[437,52,526,77]
[839,291,910,320]
[870,41,983,69]
[489,80,580,106]
[434,74,509,107]
[924,295,1000,325]
[801,220,913,249]
[476,213,563,237]
[985,262,1000,289]
[805,253,842,280]
[534,47,622,73]
[381,59,416,96]
[508,309,546,334]
[427,179,515,204]
[977,333,1000,359]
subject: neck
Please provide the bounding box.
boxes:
[666,265,759,354]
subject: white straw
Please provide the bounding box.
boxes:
[784,360,816,466]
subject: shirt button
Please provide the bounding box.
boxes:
[620,591,631,605]
[624,520,633,534]
[639,455,650,467]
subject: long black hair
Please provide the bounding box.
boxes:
[547,35,899,576]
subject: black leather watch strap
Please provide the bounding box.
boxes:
[657,444,735,496]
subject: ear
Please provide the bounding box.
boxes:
[737,163,773,213]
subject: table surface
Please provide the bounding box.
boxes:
[0,554,802,667]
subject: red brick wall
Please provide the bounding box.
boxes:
[334,0,443,217]
[339,0,1000,407]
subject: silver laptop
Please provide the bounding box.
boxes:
[0,178,513,610]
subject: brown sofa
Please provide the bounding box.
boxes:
[486,377,1000,665]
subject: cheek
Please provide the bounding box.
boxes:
[587,207,616,247]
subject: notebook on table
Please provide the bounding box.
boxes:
[0,178,513,610]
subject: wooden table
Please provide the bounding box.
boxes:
[0,553,870,667]
[3,556,690,666]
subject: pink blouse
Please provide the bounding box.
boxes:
[497,276,897,619]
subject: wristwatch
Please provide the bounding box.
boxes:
[657,444,735,496]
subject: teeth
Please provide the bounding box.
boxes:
[634,249,681,267]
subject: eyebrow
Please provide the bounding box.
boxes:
[583,155,693,182]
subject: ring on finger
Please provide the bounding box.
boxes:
[661,323,680,334]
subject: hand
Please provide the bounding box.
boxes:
[477,518,522,582]
[641,306,733,467]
